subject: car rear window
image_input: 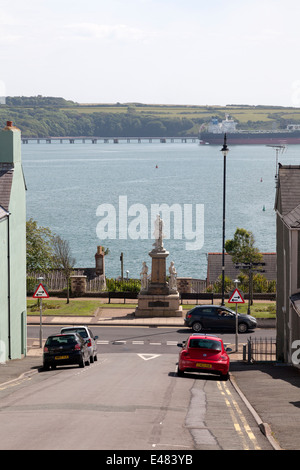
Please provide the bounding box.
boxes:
[61,328,88,338]
[46,335,77,346]
[189,339,222,351]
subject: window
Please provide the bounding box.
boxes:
[62,328,88,338]
[189,339,222,351]
[199,308,213,316]
[46,335,76,346]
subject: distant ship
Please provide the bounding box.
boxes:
[200,115,300,145]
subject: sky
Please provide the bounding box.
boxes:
[0,0,300,106]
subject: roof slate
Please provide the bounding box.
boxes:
[0,165,14,211]
[283,203,300,228]
[207,252,277,284]
[276,165,300,216]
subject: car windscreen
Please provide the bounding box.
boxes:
[45,335,77,346]
[61,328,88,338]
[189,339,222,351]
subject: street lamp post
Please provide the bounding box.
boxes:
[221,134,229,306]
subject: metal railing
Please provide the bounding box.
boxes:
[244,337,277,363]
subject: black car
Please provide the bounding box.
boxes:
[184,305,257,333]
[43,333,90,370]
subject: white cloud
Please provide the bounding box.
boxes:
[0,34,22,45]
[64,22,153,43]
[0,0,299,105]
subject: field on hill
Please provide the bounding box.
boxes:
[2,97,300,137]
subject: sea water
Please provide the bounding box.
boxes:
[22,141,300,279]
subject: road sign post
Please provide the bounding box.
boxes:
[228,286,245,352]
[33,282,49,348]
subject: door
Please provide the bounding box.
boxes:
[216,308,236,330]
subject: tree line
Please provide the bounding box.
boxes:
[0,102,199,138]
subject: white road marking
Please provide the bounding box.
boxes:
[137,354,161,361]
[96,340,180,346]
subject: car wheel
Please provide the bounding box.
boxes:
[192,321,203,332]
[85,356,90,366]
[177,367,184,377]
[94,355,98,362]
[43,364,50,371]
[79,356,85,368]
[90,355,94,364]
[220,373,229,381]
[238,322,248,333]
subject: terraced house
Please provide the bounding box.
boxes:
[0,121,27,361]
[275,163,300,367]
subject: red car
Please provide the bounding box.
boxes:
[177,334,230,380]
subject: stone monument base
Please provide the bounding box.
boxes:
[135,292,183,318]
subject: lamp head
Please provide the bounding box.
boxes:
[221,133,229,156]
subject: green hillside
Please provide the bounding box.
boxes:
[1,96,300,138]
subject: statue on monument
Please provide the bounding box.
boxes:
[168,261,178,292]
[140,261,149,291]
[153,214,165,251]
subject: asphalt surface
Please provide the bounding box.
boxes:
[0,310,299,451]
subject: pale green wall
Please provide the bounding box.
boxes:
[9,163,27,359]
[0,218,8,362]
[0,124,26,360]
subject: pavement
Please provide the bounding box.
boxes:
[0,307,299,451]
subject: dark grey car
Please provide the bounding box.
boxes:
[184,305,257,333]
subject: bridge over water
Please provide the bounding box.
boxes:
[21,136,200,144]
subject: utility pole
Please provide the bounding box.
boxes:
[120,252,124,281]
[221,134,229,306]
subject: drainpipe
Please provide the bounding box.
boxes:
[7,212,11,360]
[288,229,293,364]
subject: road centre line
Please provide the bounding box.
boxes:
[97,340,179,346]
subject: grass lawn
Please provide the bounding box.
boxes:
[27,299,102,316]
[234,302,276,318]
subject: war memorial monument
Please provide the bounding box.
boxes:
[135,215,183,317]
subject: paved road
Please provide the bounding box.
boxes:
[0,349,273,450]
[28,325,275,355]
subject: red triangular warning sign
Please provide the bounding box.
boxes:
[228,288,245,304]
[33,283,49,299]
